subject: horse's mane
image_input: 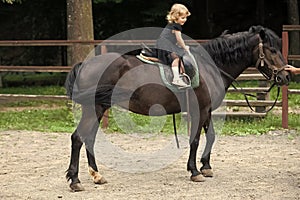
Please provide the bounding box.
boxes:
[199,26,281,68]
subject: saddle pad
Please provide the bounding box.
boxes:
[136,54,200,92]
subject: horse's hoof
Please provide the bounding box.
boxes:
[89,167,107,185]
[201,169,214,177]
[94,176,107,185]
[70,182,85,192]
[190,174,205,182]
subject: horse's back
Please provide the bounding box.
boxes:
[78,52,123,83]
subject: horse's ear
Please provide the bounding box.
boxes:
[259,29,266,40]
[249,25,266,40]
[249,26,257,33]
[221,30,229,36]
[249,25,264,33]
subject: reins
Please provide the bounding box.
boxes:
[219,62,281,113]
[230,78,280,113]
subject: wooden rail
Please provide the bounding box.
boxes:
[227,87,270,93]
[288,89,300,94]
[0,94,68,101]
[0,66,72,72]
[287,55,300,61]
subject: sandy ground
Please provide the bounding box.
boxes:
[0,130,299,200]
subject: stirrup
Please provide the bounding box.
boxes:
[180,73,192,87]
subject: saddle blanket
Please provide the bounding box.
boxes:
[136,54,199,92]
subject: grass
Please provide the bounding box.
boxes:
[0,85,66,95]
[2,73,66,87]
[0,82,299,135]
[0,108,74,133]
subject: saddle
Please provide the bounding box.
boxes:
[136,43,199,91]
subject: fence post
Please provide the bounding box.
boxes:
[282,31,289,129]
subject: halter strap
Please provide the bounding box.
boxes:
[255,38,286,80]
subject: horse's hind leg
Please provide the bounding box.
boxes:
[66,129,84,191]
[66,105,107,191]
[200,118,215,177]
[85,105,108,185]
[87,149,107,184]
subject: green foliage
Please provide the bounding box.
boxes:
[286,82,300,107]
[2,0,23,4]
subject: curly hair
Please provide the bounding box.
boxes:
[166,3,191,23]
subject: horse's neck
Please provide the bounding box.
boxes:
[203,37,256,89]
[220,63,250,90]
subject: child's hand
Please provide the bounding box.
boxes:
[185,45,190,52]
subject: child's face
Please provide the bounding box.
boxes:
[175,15,188,26]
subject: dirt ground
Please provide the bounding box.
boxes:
[0,130,299,200]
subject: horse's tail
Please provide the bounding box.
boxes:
[65,62,82,99]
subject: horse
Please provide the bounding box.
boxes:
[65,25,290,191]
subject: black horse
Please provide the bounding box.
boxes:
[65,25,290,191]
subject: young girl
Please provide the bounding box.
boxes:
[156,3,191,87]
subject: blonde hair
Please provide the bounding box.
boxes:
[166,3,191,23]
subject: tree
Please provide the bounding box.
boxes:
[66,0,94,65]
[1,0,22,3]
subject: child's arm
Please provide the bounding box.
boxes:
[174,30,189,51]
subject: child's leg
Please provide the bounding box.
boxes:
[171,57,188,87]
[171,57,185,73]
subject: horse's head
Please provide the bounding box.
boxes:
[249,26,291,86]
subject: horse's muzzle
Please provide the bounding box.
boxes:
[275,70,291,86]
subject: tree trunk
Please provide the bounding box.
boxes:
[287,0,300,66]
[66,0,94,65]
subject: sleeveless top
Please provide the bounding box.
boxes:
[156,23,185,65]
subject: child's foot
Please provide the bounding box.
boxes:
[172,78,189,87]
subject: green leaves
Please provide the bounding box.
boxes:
[2,0,23,4]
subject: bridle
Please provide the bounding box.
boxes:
[254,38,286,83]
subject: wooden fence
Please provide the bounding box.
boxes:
[281,25,300,128]
[0,26,299,128]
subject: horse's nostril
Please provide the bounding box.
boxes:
[276,76,282,83]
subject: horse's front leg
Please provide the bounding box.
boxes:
[200,118,215,177]
[187,114,205,182]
